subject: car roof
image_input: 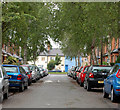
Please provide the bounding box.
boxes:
[92,65,111,67]
[2,64,19,67]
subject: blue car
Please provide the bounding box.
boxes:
[103,63,120,102]
[3,65,29,92]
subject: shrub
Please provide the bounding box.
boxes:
[116,56,120,63]
[47,60,55,70]
[110,63,115,66]
[3,56,19,65]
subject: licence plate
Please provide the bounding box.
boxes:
[98,81,104,83]
[9,76,12,78]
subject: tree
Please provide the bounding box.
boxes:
[47,60,55,70]
[54,54,61,65]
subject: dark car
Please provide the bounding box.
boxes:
[21,65,32,86]
[84,65,112,91]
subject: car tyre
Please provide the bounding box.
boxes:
[84,81,87,89]
[0,92,3,103]
[111,88,117,102]
[87,81,91,91]
[79,79,83,87]
[25,81,28,89]
[19,83,24,92]
[4,89,9,99]
[103,87,109,98]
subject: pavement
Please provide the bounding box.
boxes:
[2,74,120,108]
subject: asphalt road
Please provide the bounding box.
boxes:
[2,74,120,108]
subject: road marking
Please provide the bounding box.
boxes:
[57,80,60,82]
[44,80,53,83]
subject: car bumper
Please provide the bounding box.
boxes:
[114,85,120,96]
[88,78,104,88]
[9,80,22,87]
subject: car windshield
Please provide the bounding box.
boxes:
[84,67,89,72]
[92,66,112,73]
[22,66,29,72]
[3,66,18,73]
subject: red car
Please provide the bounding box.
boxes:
[21,65,32,86]
[77,66,90,86]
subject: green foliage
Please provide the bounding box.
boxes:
[54,54,61,65]
[103,61,109,65]
[115,56,120,63]
[3,56,19,65]
[47,60,55,70]
[110,63,115,66]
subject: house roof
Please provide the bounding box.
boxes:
[40,48,64,56]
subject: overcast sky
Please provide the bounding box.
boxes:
[49,38,60,48]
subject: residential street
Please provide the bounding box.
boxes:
[2,74,120,108]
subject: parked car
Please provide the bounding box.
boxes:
[103,63,120,102]
[3,65,29,92]
[30,65,39,82]
[84,65,112,91]
[67,68,73,77]
[38,66,44,78]
[0,65,9,103]
[76,66,83,80]
[21,65,32,86]
[77,66,90,86]
[72,66,79,79]
[44,69,48,76]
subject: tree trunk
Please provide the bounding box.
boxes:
[107,35,111,65]
[75,56,77,66]
[0,39,2,65]
[93,48,97,65]
[100,40,103,65]
[78,55,80,66]
[23,45,27,64]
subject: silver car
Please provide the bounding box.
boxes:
[0,65,9,103]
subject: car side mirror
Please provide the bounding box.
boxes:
[4,76,10,79]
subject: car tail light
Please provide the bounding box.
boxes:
[116,89,120,91]
[17,75,22,80]
[116,69,120,78]
[89,73,94,78]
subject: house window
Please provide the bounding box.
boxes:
[84,58,87,62]
[119,38,120,48]
[111,56,114,63]
[41,57,45,61]
[116,55,118,61]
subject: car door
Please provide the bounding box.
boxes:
[21,67,28,84]
[1,67,9,93]
[105,65,119,94]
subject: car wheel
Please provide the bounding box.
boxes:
[84,80,87,89]
[0,92,3,103]
[103,87,109,98]
[111,88,117,102]
[25,81,28,89]
[19,83,24,92]
[79,79,83,87]
[4,89,9,99]
[87,81,91,91]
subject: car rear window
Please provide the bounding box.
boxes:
[92,66,112,73]
[3,66,18,73]
[22,66,29,72]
